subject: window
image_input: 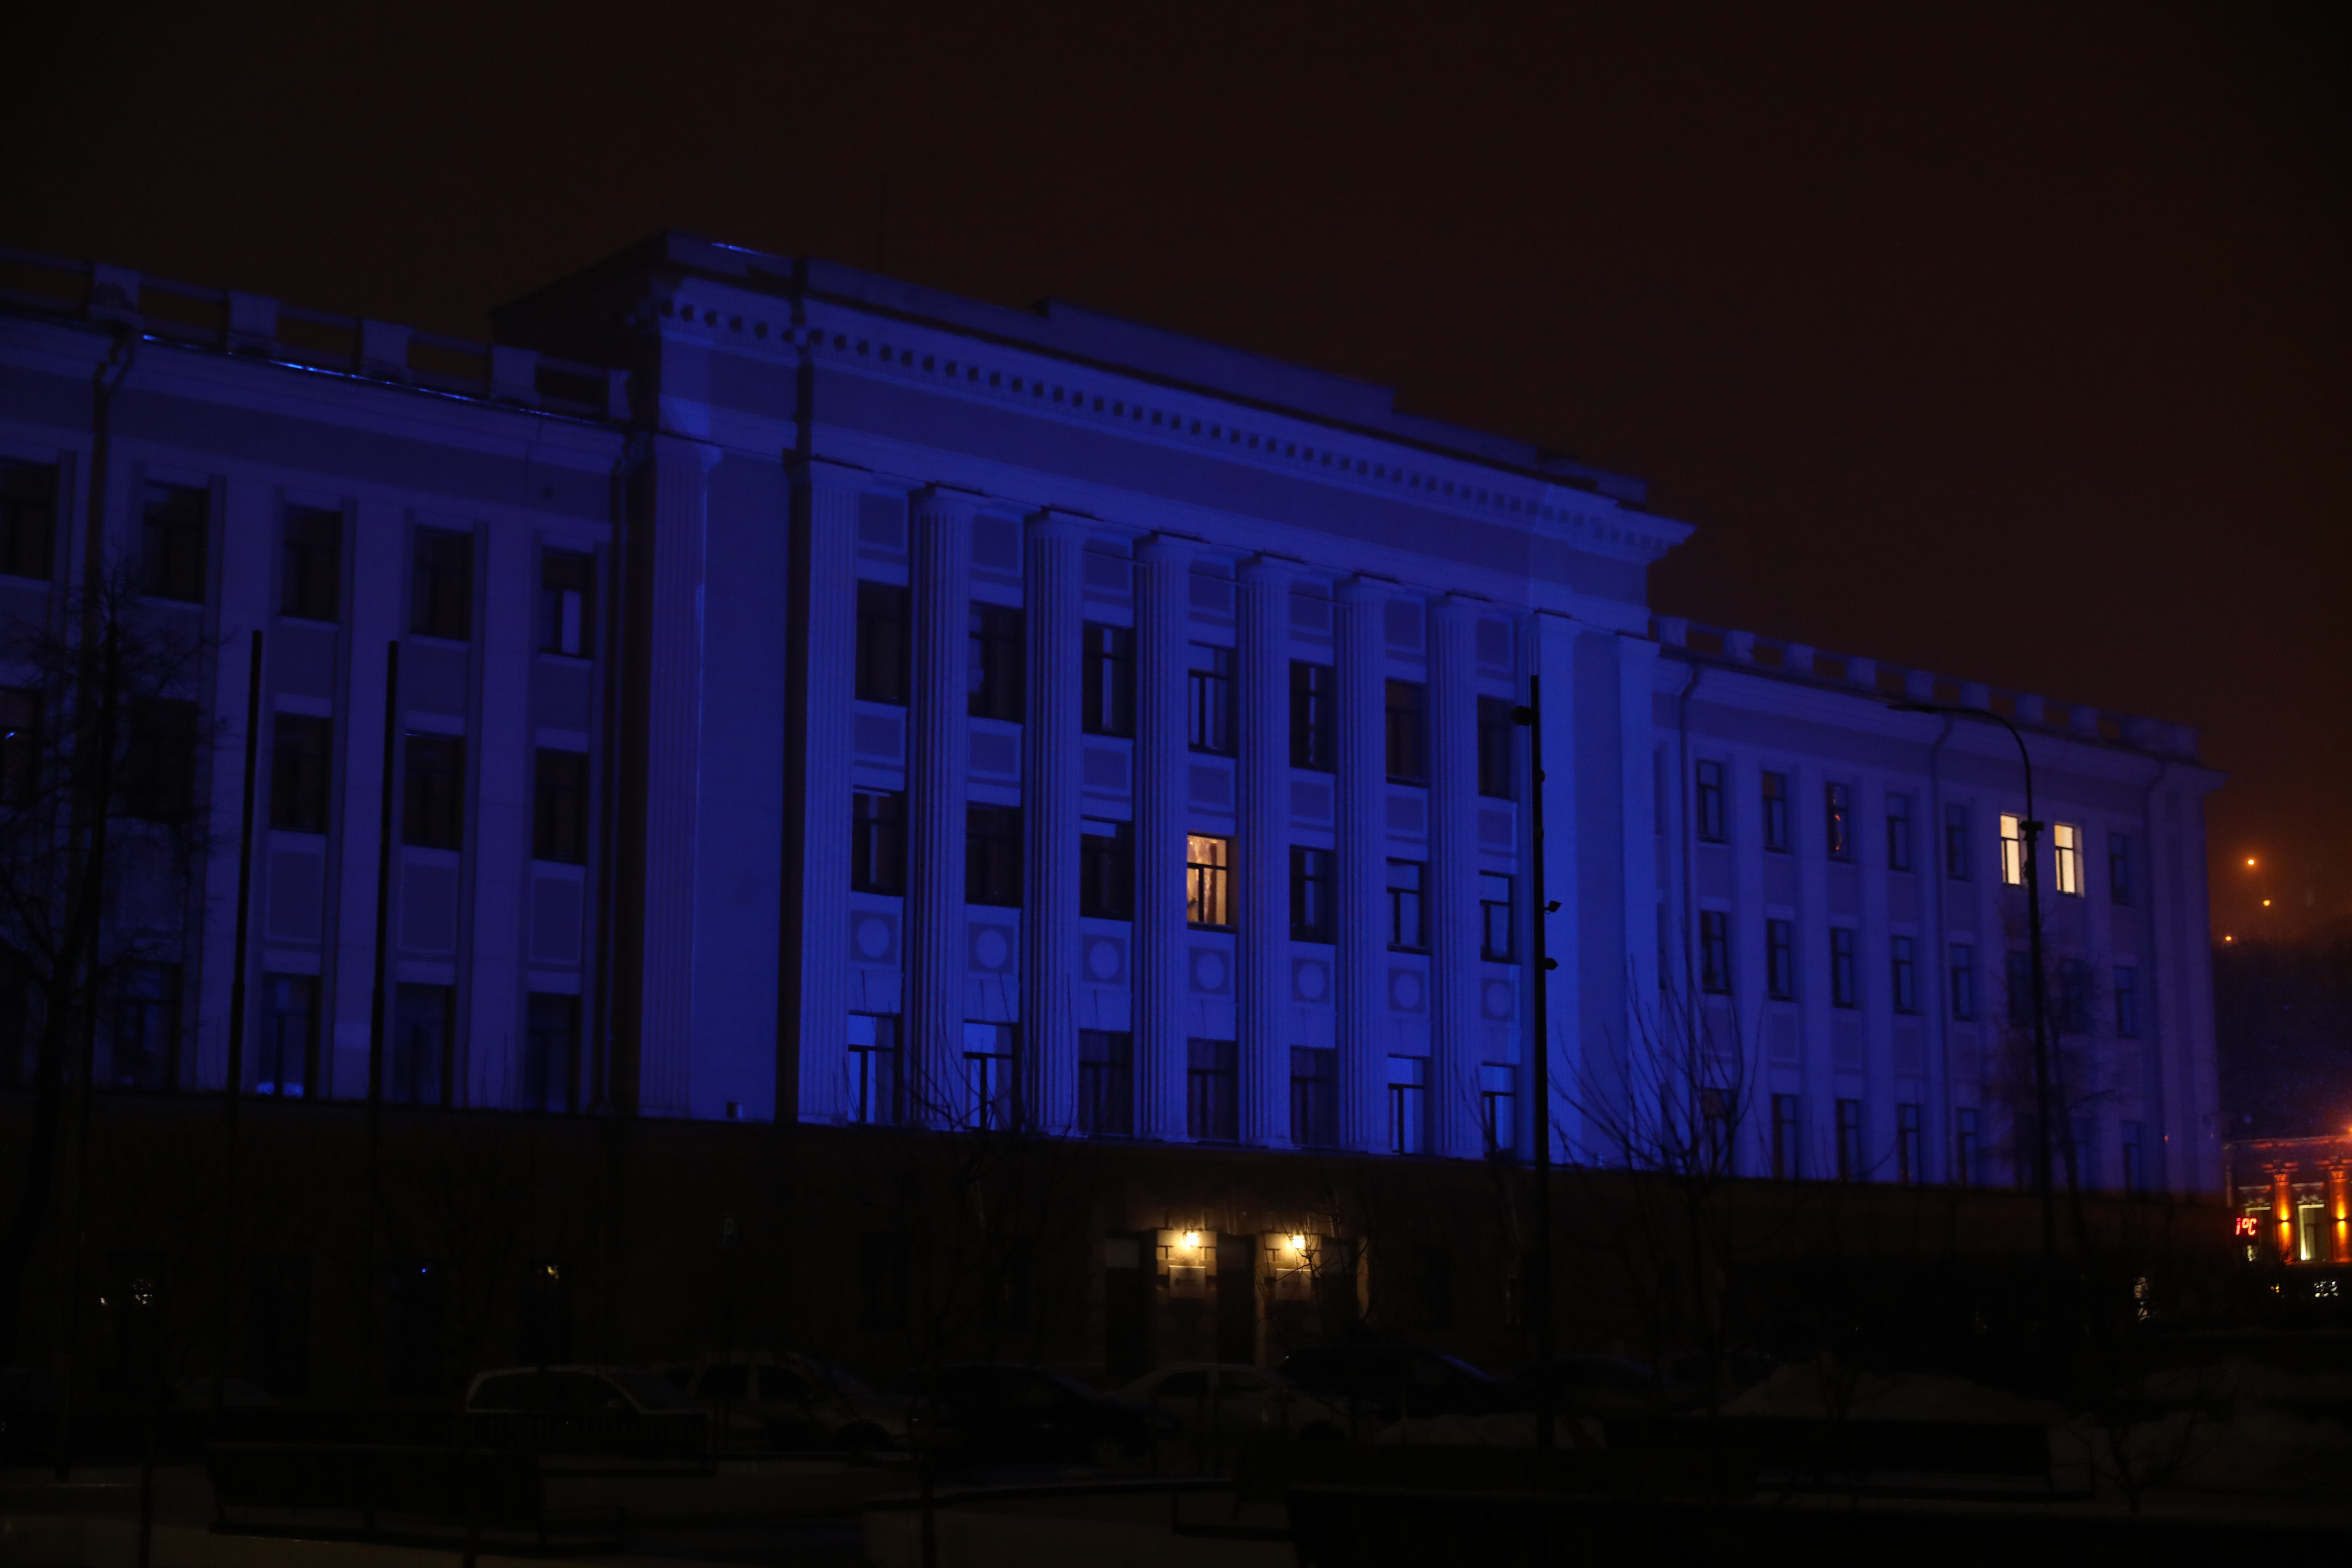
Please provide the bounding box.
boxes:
[1479,872,1514,962]
[1384,680,1426,782]
[848,1013,902,1126]
[533,749,589,864]
[0,459,56,581]
[1477,697,1517,800]
[1290,661,1335,770]
[1772,1093,1801,1180]
[968,603,1024,721]
[2108,832,2135,905]
[255,974,316,1099]
[269,715,332,833]
[2072,1116,2096,1190]
[2052,822,2083,896]
[1955,1108,1982,1187]
[2120,1121,2147,1196]
[1886,792,1913,871]
[540,549,594,657]
[410,528,472,639]
[280,505,341,621]
[1186,1038,1237,1142]
[855,582,910,704]
[110,963,179,1089]
[1897,1103,1923,1185]
[1766,919,1795,1000]
[966,804,1021,906]
[2057,957,2092,1035]
[2006,950,2034,1029]
[124,698,198,822]
[2115,966,2141,1040]
[1480,1064,1516,1155]
[390,982,453,1106]
[1290,846,1335,942]
[1949,944,1976,1022]
[851,791,906,895]
[860,1234,909,1328]
[1945,804,1973,879]
[1290,1046,1337,1147]
[1386,859,1425,950]
[1890,935,1918,1014]
[1999,813,2025,886]
[402,734,464,849]
[1080,817,1133,920]
[140,482,208,602]
[1835,1099,1863,1180]
[963,1021,1017,1130]
[1762,770,1790,852]
[521,993,578,1112]
[1078,1029,1132,1137]
[1824,782,1851,860]
[1694,759,1726,841]
[1186,834,1233,927]
[1829,927,1857,1009]
[1082,623,1134,736]
[1186,642,1233,753]
[1699,910,1730,994]
[0,687,37,808]
[1389,1056,1427,1155]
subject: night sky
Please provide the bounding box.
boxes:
[6,2,2343,942]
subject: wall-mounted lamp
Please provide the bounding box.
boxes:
[1288,1234,1307,1253]
[1181,1231,1200,1249]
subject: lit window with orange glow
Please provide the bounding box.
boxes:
[1999,813,2025,886]
[1186,834,1233,928]
[2052,822,2083,897]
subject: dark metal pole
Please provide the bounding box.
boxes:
[361,643,399,1409]
[211,630,264,1419]
[1513,683,1557,1449]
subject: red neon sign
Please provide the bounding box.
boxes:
[2232,1217,2260,1238]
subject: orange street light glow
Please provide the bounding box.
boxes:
[2245,857,2258,867]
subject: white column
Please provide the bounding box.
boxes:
[906,488,972,1126]
[1134,534,1192,1140]
[329,499,403,1099]
[1022,511,1086,1132]
[465,515,532,1107]
[1237,555,1295,1147]
[1531,612,1580,1163]
[1334,578,1390,1152]
[789,461,863,1123]
[1427,596,1482,1156]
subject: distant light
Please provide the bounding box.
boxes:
[2263,899,2272,908]
[2224,935,2235,943]
[1288,1234,1307,1253]
[1181,1231,1199,1249]
[2246,857,2258,867]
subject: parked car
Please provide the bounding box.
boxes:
[464,1365,736,1454]
[896,1364,1180,1466]
[1514,1355,1698,1418]
[654,1352,913,1451]
[1276,1345,1517,1424]
[1113,1363,1350,1447]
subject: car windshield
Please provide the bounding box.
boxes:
[609,1370,703,1410]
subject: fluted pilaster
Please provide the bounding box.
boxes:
[906,489,972,1126]
[1237,555,1295,1147]
[1134,534,1192,1141]
[1428,595,1483,1156]
[1022,512,1086,1132]
[1334,577,1390,1151]
[790,461,865,1122]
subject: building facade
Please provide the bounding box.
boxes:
[0,232,2226,1195]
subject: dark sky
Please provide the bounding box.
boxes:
[6,2,2344,941]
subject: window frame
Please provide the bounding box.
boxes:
[1079,817,1134,920]
[1949,944,1976,1022]
[965,803,1023,907]
[2051,821,2084,897]
[968,602,1025,722]
[539,547,595,659]
[1829,926,1858,1009]
[1476,696,1517,800]
[1081,622,1135,737]
[1694,758,1726,842]
[1382,679,1427,784]
[140,481,209,604]
[1885,791,1913,872]
[1289,845,1335,943]
[854,581,911,705]
[408,526,474,641]
[1824,780,1852,861]
[0,459,57,582]
[1765,918,1796,1001]
[1698,909,1731,994]
[1761,770,1790,853]
[850,790,907,895]
[1945,803,1973,880]
[269,713,334,834]
[1185,833,1234,929]
[1186,642,1234,755]
[1478,871,1514,962]
[1289,660,1336,771]
[1385,858,1426,951]
[1999,812,2025,887]
[280,504,342,623]
[1890,934,1918,1015]
[532,748,590,864]
[400,733,466,850]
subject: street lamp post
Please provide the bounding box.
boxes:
[1890,701,2057,1265]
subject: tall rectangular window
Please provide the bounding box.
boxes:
[1945,804,1973,880]
[256,974,316,1099]
[1186,642,1234,753]
[1835,1099,1863,1180]
[966,804,1021,906]
[125,698,198,822]
[1080,818,1133,919]
[1949,944,1976,1021]
[1289,1046,1337,1148]
[851,791,906,895]
[1081,623,1134,736]
[1762,770,1790,852]
[1766,918,1796,1000]
[1829,927,1857,1009]
[1885,792,1913,871]
[1772,1093,1801,1180]
[1481,1064,1517,1155]
[532,749,589,864]
[1890,935,1918,1014]
[2120,1121,2147,1196]
[111,964,180,1088]
[848,1013,902,1126]
[1290,661,1336,770]
[1077,1029,1132,1138]
[855,582,910,704]
[1389,1056,1427,1155]
[2052,822,2083,896]
[963,1021,1017,1130]
[0,687,38,809]
[1897,1103,1923,1185]
[410,528,472,639]
[968,603,1024,721]
[540,549,594,658]
[1384,680,1426,782]
[2006,950,2034,1029]
[1186,834,1233,928]
[1479,872,1514,962]
[1694,759,1726,841]
[1477,696,1517,800]
[1290,846,1335,942]
[140,482,208,603]
[1999,812,2025,886]
[270,715,332,833]
[1386,859,1425,951]
[521,992,579,1113]
[390,982,453,1106]
[280,505,341,621]
[2115,966,2141,1040]
[2108,832,2135,905]
[401,734,464,849]
[1955,1107,1982,1187]
[0,459,56,581]
[1186,1038,1237,1143]
[2058,957,2092,1034]
[1824,781,1851,860]
[1699,910,1731,994]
